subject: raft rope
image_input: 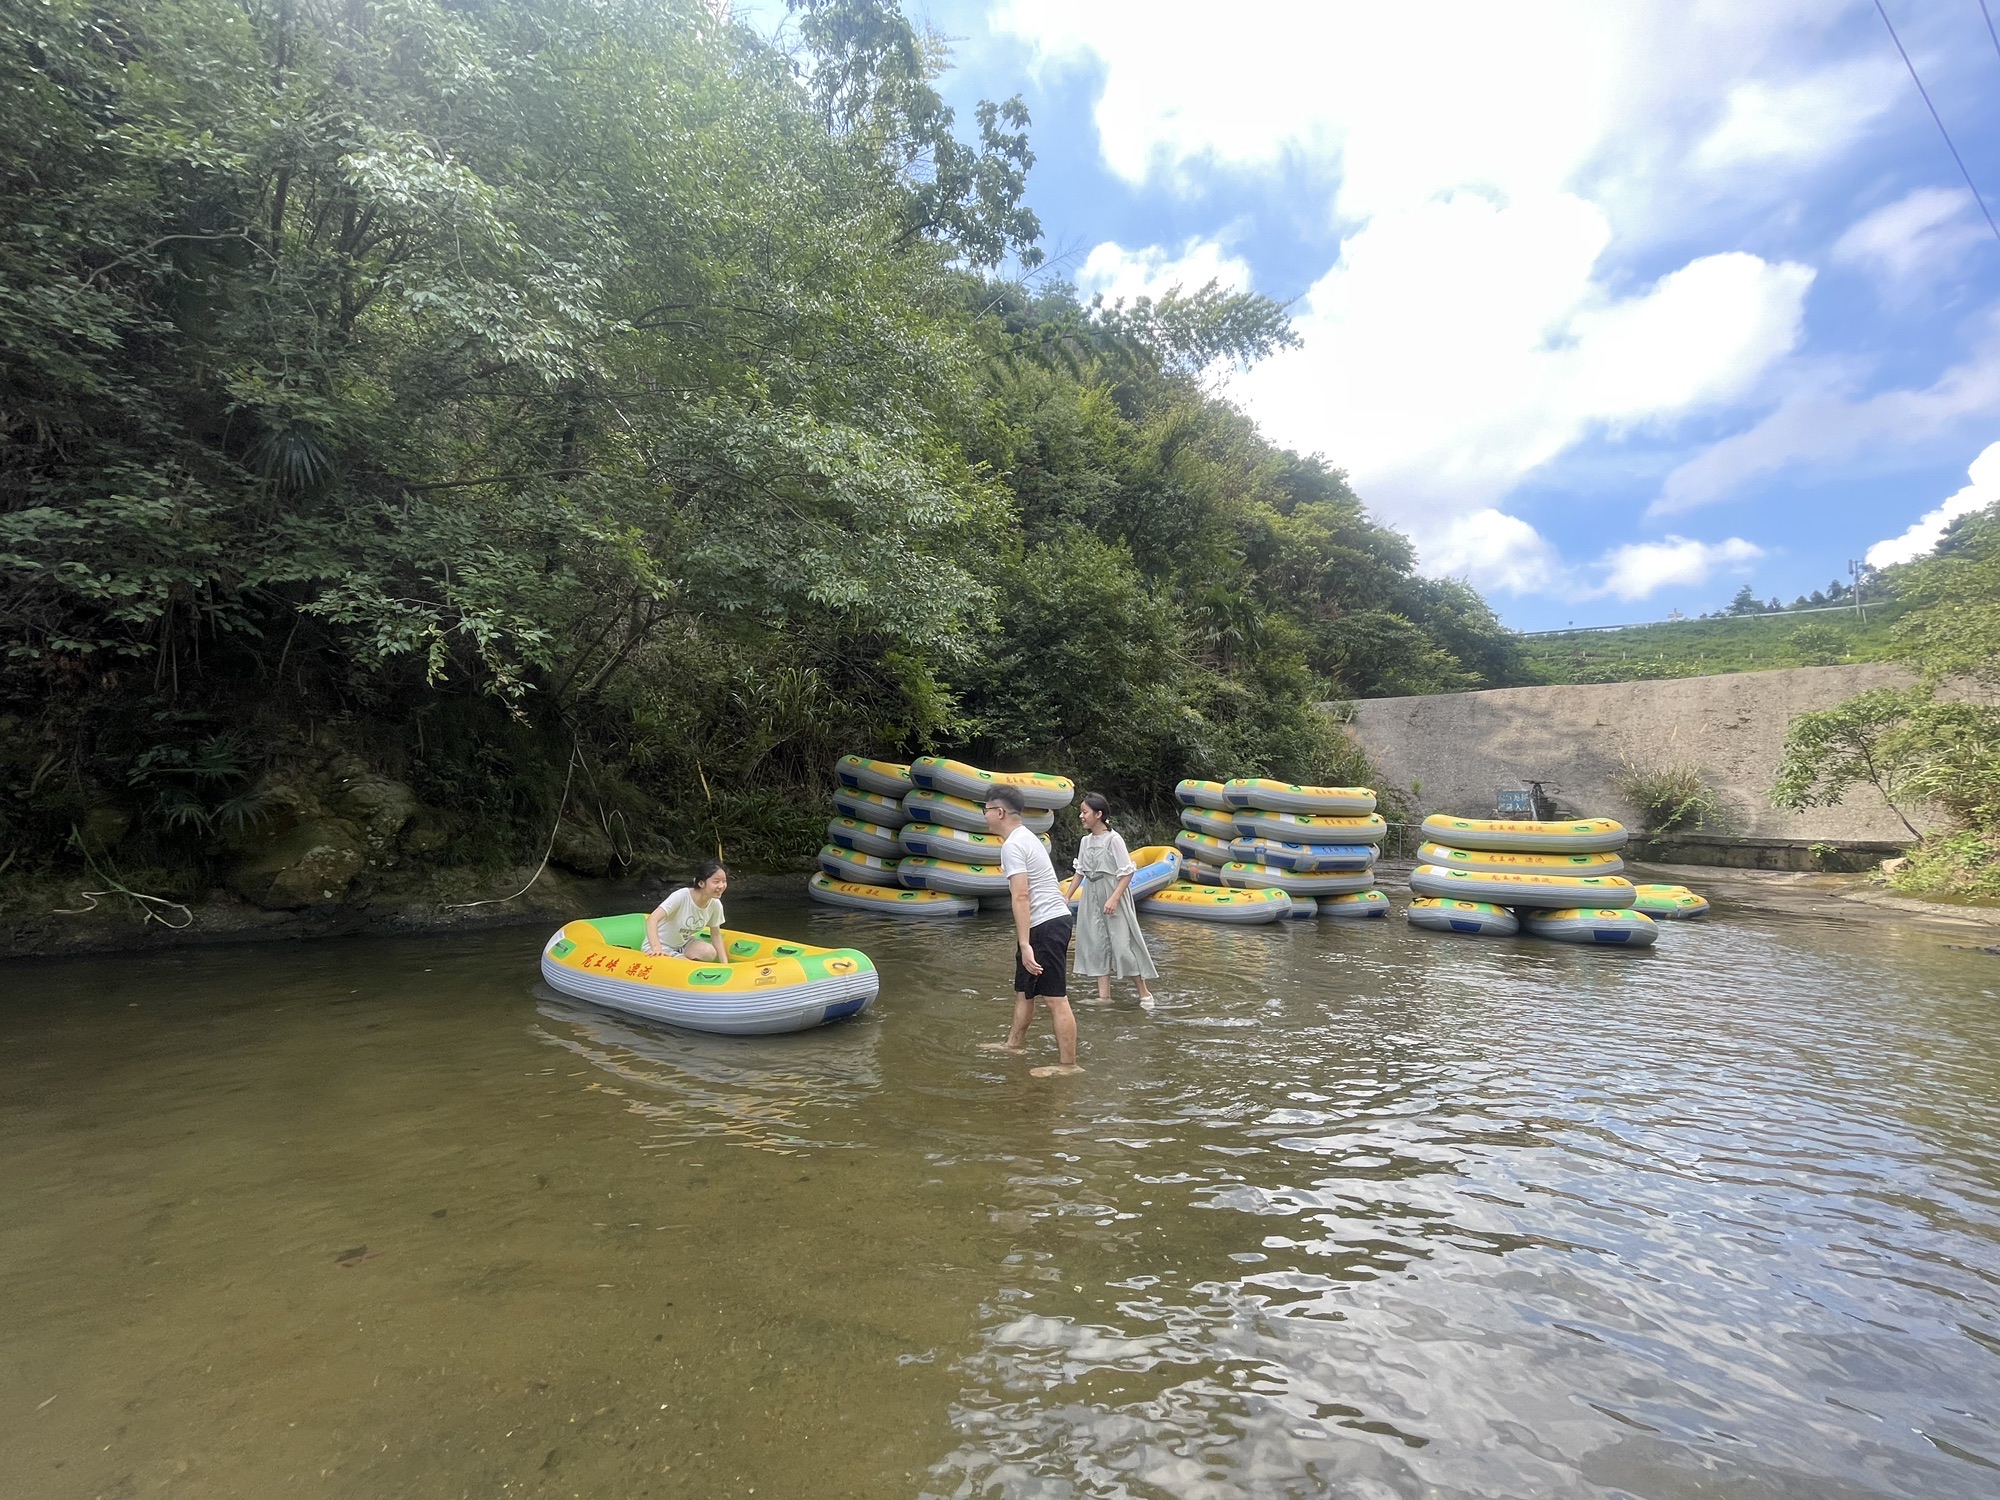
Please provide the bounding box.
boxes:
[442,741,579,912]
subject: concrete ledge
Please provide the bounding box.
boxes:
[1633,836,1910,874]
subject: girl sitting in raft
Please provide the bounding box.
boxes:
[643,859,730,961]
[1073,793,1158,1007]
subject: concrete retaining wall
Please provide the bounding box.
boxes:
[1342,664,1941,862]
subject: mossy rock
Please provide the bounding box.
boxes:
[227,819,367,909]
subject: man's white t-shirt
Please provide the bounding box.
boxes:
[1000,825,1071,927]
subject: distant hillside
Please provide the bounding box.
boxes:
[1514,605,1906,686]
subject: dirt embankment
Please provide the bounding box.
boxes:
[1344,663,1936,848]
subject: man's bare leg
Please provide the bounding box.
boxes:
[979,993,1035,1053]
[1030,996,1083,1076]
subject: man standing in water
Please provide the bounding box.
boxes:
[980,784,1081,1076]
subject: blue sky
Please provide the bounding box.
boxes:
[752,1,2000,629]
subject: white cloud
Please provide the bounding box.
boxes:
[1832,188,1987,298]
[1654,318,2000,514]
[994,0,1852,536]
[1419,509,1565,596]
[1592,535,1763,601]
[1074,237,1250,304]
[1866,440,2000,567]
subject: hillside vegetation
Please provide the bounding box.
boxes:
[0,0,1520,910]
[1517,606,1905,687]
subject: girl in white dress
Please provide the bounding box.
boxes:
[1072,793,1158,1006]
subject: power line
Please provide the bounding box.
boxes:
[1872,0,2000,248]
[1982,0,2000,70]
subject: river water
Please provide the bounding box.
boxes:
[3,898,1998,1499]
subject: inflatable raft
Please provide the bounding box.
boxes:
[909,757,1075,810]
[1416,841,1624,876]
[1632,884,1709,919]
[833,755,913,798]
[1175,829,1235,866]
[1406,898,1518,936]
[827,817,902,859]
[818,844,899,884]
[897,856,1009,897]
[1284,896,1319,918]
[1229,838,1377,872]
[1139,881,1292,924]
[1223,779,1377,816]
[1522,907,1659,947]
[1409,864,1636,909]
[832,787,909,828]
[1220,862,1373,897]
[806,873,976,918]
[897,821,1046,863]
[1179,806,1241,839]
[1183,860,1227,885]
[542,915,879,1034]
[903,787,1052,836]
[1063,845,1181,910]
[1174,778,1234,811]
[1233,810,1388,845]
[1321,890,1391,919]
[1418,814,1627,854]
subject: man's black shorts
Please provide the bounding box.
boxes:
[1014,916,1072,999]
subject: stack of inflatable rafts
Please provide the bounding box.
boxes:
[1155,778,1388,924]
[1404,814,1671,946]
[811,755,1074,917]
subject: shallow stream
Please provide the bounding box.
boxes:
[3,899,1998,1498]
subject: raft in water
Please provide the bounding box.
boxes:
[1405,898,1518,936]
[908,756,1075,810]
[1063,845,1181,910]
[833,755,913,798]
[896,821,1045,863]
[1232,810,1388,845]
[542,915,879,1034]
[1139,881,1292,924]
[903,787,1053,836]
[1229,837,1376,872]
[1632,884,1709,919]
[1416,841,1624,877]
[1219,862,1373,897]
[1408,864,1636,909]
[896,856,1010,897]
[1418,814,1627,854]
[1222,779,1377,817]
[806,873,977,918]
[1320,890,1391,919]
[1521,907,1659,947]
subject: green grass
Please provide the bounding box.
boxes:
[1513,605,1906,686]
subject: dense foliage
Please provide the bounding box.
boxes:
[0,0,1519,893]
[1772,502,2000,899]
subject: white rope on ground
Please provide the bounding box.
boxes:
[441,741,579,912]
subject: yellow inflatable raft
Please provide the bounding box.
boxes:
[1174,778,1234,811]
[833,755,913,798]
[902,788,1053,835]
[1409,864,1636,909]
[832,787,909,828]
[818,844,899,884]
[1632,884,1710,919]
[897,822,1046,863]
[1321,890,1391,919]
[1220,862,1373,897]
[1418,815,1627,854]
[1174,830,1235,867]
[896,855,1010,897]
[1416,841,1624,876]
[1406,898,1518,936]
[1230,838,1377,872]
[806,873,977,918]
[827,817,902,859]
[1233,810,1388,845]
[1521,908,1659,947]
[1061,845,1181,909]
[1222,779,1377,816]
[1139,881,1292,924]
[1179,806,1241,839]
[909,757,1075,810]
[541,916,879,1034]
